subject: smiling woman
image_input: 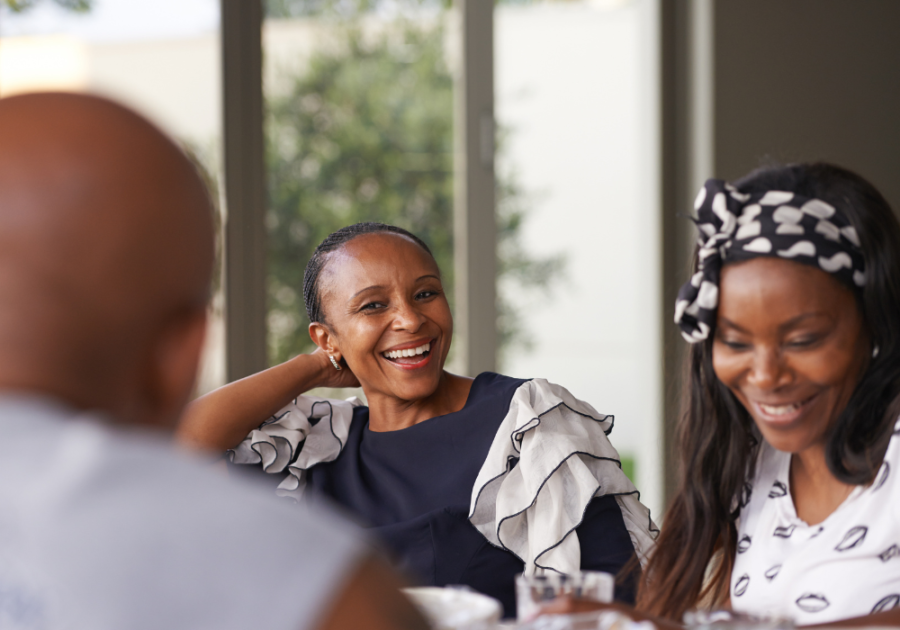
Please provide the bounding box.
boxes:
[176,222,657,618]
[302,226,469,426]
[634,163,900,626]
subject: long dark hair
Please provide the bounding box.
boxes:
[638,163,900,620]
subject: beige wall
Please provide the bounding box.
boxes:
[660,0,900,504]
[713,0,900,209]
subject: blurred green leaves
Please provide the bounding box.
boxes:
[2,0,92,13]
[265,8,562,366]
[265,0,448,18]
[266,17,454,364]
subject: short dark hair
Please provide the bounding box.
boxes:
[302,222,435,325]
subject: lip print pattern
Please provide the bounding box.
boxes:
[737,535,752,553]
[880,545,900,562]
[810,526,825,539]
[764,565,781,581]
[774,524,796,538]
[675,180,867,343]
[873,462,890,492]
[734,574,750,597]
[796,594,830,613]
[872,594,900,613]
[768,480,788,498]
[835,526,868,552]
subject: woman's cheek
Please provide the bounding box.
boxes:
[797,344,854,387]
[711,344,739,386]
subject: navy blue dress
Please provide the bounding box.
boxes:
[302,373,638,617]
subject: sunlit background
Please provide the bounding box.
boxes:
[4,0,900,535]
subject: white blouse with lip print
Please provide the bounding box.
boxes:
[731,417,900,625]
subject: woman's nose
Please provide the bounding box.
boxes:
[392,300,425,332]
[746,347,791,390]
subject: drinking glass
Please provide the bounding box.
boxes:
[515,571,615,621]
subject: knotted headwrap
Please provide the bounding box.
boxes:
[674,179,866,343]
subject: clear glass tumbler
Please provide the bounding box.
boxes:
[515,571,615,621]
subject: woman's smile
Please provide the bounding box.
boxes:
[380,338,435,369]
[750,392,819,426]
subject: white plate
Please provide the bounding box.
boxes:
[403,586,504,629]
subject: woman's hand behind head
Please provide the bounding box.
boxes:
[310,347,361,390]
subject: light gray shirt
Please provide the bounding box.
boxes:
[0,395,365,630]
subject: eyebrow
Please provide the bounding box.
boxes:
[718,312,828,334]
[349,285,385,301]
[348,275,441,301]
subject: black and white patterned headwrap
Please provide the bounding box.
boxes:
[674,178,866,343]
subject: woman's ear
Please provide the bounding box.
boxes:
[309,322,340,359]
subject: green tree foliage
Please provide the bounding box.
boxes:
[266,0,445,19]
[266,12,562,366]
[1,0,91,12]
[266,21,454,364]
[265,0,550,19]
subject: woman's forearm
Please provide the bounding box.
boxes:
[539,599,683,630]
[176,352,333,452]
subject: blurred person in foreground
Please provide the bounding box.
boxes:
[545,163,900,628]
[0,92,427,630]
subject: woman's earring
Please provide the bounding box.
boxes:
[873,345,881,359]
[329,355,342,371]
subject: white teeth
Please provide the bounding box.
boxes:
[759,402,801,416]
[383,342,431,360]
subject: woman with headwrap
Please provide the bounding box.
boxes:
[177,222,657,617]
[553,163,900,627]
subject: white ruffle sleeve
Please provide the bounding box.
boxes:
[467,378,659,576]
[228,380,658,577]
[227,396,362,500]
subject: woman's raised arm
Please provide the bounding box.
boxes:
[176,349,360,452]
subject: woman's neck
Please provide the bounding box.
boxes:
[365,371,474,432]
[790,444,854,526]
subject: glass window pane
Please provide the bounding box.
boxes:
[496,0,663,515]
[0,0,225,394]
[263,1,455,371]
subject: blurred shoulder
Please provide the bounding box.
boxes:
[0,395,367,630]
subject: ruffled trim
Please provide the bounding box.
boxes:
[228,381,659,576]
[467,378,659,576]
[227,396,361,500]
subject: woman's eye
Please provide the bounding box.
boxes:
[719,338,749,351]
[786,336,819,348]
[360,302,385,312]
[416,290,439,300]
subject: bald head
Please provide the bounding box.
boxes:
[0,93,215,426]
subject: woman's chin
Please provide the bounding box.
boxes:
[386,381,443,404]
[377,363,444,397]
[753,424,820,456]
